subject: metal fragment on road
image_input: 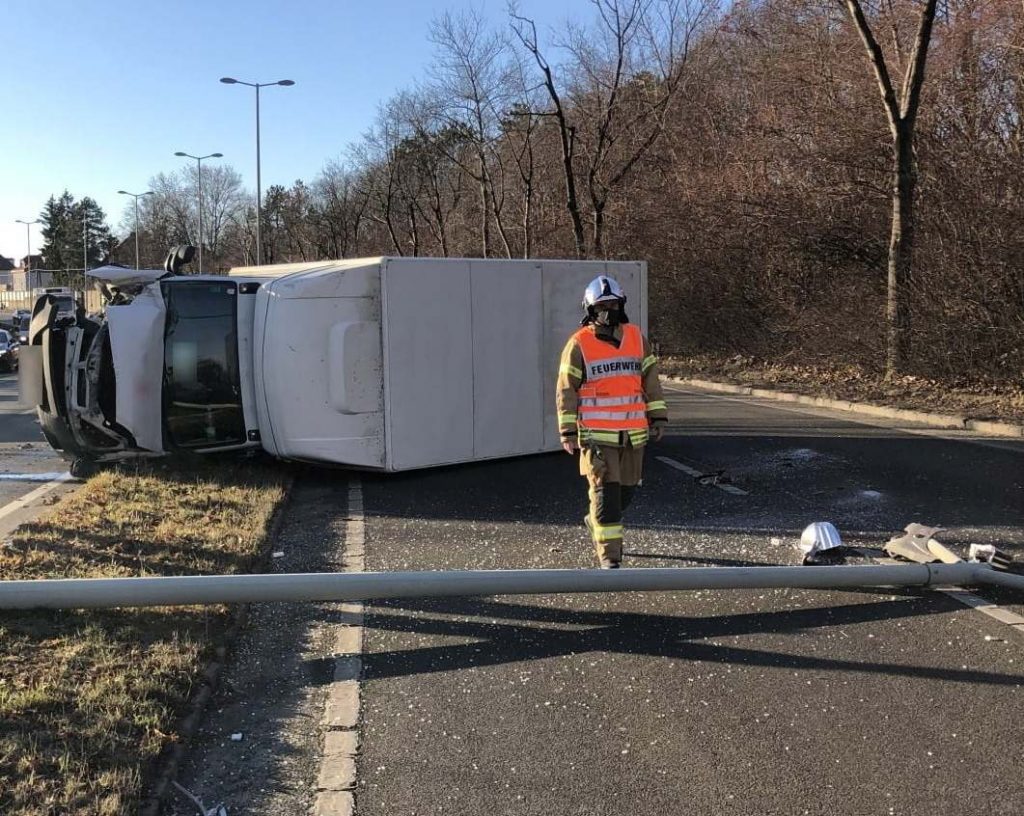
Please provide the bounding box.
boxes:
[969,544,1013,570]
[884,524,961,564]
[170,781,228,816]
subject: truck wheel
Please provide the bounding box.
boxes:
[69,459,99,479]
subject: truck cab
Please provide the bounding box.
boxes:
[27,271,264,468]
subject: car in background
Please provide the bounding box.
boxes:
[0,329,18,373]
[17,315,30,345]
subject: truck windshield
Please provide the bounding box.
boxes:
[161,281,245,449]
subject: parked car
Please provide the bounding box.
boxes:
[0,329,18,372]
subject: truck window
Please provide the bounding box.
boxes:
[161,281,245,449]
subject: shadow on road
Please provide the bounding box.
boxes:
[331,594,1024,688]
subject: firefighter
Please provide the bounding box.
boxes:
[556,276,668,568]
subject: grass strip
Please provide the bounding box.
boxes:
[0,458,288,816]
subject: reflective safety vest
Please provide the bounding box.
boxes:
[575,324,649,446]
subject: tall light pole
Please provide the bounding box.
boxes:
[82,216,89,290]
[219,77,295,265]
[174,151,223,273]
[118,190,154,270]
[14,219,40,290]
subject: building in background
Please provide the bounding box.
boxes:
[0,257,14,290]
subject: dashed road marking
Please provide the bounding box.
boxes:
[940,588,1024,629]
[315,478,365,816]
[0,472,70,482]
[656,455,748,495]
[0,472,72,523]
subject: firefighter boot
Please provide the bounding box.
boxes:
[588,482,623,568]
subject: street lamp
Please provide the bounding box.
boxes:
[14,219,40,290]
[117,190,155,270]
[174,152,223,273]
[220,76,295,265]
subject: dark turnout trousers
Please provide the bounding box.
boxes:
[579,442,645,564]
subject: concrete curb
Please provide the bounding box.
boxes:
[314,478,365,816]
[667,377,1024,439]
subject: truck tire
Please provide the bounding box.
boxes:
[69,459,99,479]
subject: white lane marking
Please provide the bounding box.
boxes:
[0,406,37,416]
[0,472,69,482]
[657,455,748,496]
[315,477,365,811]
[0,472,73,522]
[940,589,1024,627]
[0,375,33,414]
[656,454,701,477]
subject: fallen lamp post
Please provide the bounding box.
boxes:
[0,562,1022,611]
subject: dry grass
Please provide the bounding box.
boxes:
[0,458,288,816]
[661,354,1024,424]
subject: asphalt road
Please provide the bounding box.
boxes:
[0,371,69,534]
[354,386,1024,816]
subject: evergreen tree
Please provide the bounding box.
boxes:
[39,190,115,285]
[39,191,76,272]
[75,197,116,270]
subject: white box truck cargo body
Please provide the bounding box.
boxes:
[29,257,647,472]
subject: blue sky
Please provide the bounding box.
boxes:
[1,0,585,263]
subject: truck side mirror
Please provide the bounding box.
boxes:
[163,245,197,275]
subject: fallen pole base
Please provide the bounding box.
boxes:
[0,562,1022,610]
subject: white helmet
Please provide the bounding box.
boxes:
[582,276,627,310]
[799,521,844,563]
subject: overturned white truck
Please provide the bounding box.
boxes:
[26,257,647,472]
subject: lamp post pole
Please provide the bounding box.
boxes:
[14,219,40,289]
[174,152,223,273]
[117,190,154,269]
[219,77,295,265]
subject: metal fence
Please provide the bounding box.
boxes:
[0,289,102,316]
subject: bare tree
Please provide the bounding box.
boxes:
[844,0,940,378]
[430,10,517,257]
[510,6,589,257]
[513,0,718,257]
[130,166,246,270]
[355,98,417,256]
[494,45,546,258]
[198,165,247,259]
[313,160,371,258]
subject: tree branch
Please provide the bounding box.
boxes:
[900,0,939,126]
[845,0,901,137]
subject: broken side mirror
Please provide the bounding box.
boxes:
[164,245,197,275]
